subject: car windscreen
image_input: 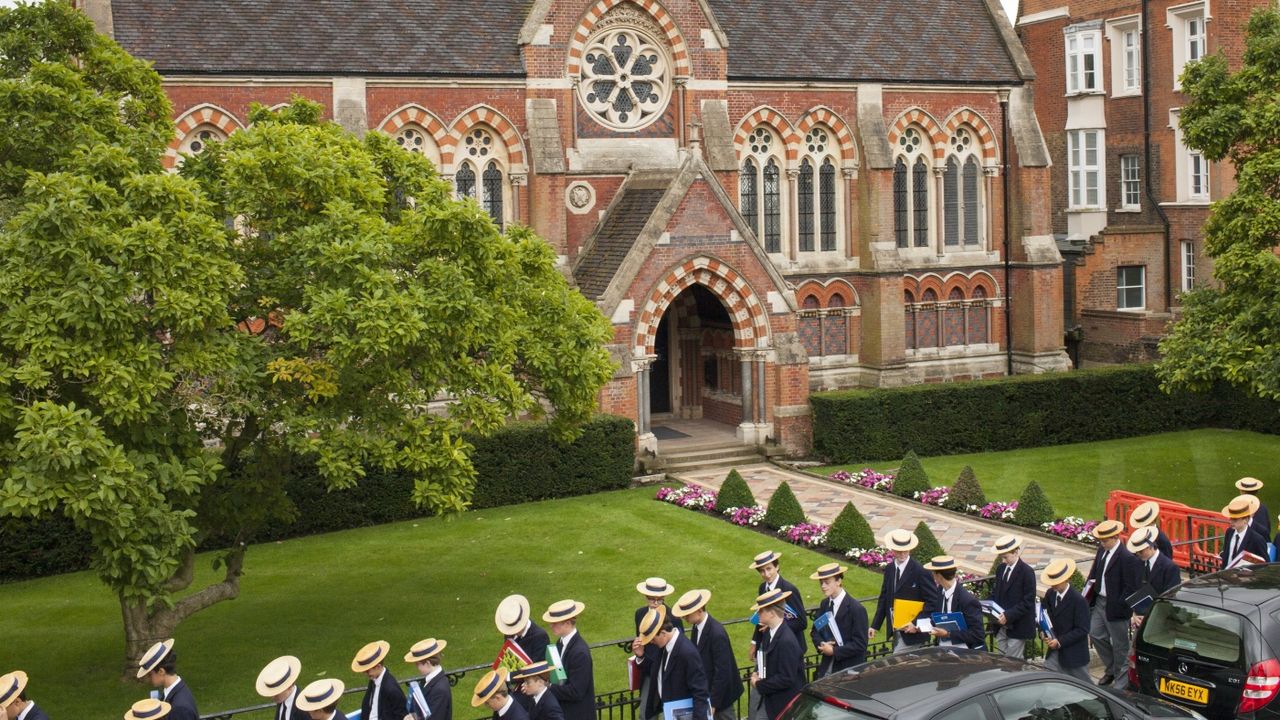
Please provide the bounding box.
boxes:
[782,693,887,720]
[1141,599,1244,664]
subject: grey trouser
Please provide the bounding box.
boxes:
[893,633,913,654]
[1044,650,1093,683]
[1089,602,1131,688]
[996,629,1026,659]
[713,707,737,720]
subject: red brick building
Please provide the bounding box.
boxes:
[85,0,1070,455]
[1017,0,1262,364]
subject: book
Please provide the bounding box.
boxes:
[1125,583,1156,611]
[627,656,643,692]
[409,680,432,719]
[546,646,567,683]
[892,599,924,629]
[1081,578,1097,603]
[812,611,844,646]
[663,698,695,720]
[783,603,800,621]
[755,649,766,679]
[930,612,967,631]
[749,611,760,626]
[1229,550,1268,569]
[1037,606,1054,638]
[979,600,1004,617]
[492,638,533,672]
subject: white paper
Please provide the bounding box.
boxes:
[411,682,432,719]
[914,618,933,633]
[828,615,844,647]
[755,650,766,679]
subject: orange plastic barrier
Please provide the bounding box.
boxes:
[1106,490,1230,571]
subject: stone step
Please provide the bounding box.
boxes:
[662,452,766,473]
[660,443,759,461]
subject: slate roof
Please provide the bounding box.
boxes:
[706,0,1022,84]
[112,1,528,76]
[574,184,669,299]
[112,1,1021,84]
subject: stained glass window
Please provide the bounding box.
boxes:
[455,162,476,198]
[963,157,980,245]
[894,158,908,248]
[820,158,836,252]
[397,127,426,153]
[912,157,929,248]
[578,26,672,131]
[763,158,781,254]
[740,159,758,237]
[483,161,504,227]
[943,157,959,246]
[798,158,814,252]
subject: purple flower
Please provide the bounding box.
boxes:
[831,468,895,492]
[655,484,717,511]
[778,522,830,547]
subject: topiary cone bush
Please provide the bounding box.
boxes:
[826,501,876,551]
[1012,480,1055,528]
[1069,569,1086,591]
[717,469,757,510]
[910,520,945,565]
[943,465,987,512]
[892,451,931,498]
[762,481,807,529]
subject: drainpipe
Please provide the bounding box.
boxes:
[999,89,1014,376]
[1142,0,1174,312]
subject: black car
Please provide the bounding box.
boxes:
[1134,564,1280,719]
[777,647,1199,720]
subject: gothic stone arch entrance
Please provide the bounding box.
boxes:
[633,258,773,450]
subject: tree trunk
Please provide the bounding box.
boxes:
[119,542,247,679]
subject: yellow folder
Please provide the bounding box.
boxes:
[892,599,925,629]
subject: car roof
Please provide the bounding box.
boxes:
[810,648,1065,713]
[1169,564,1280,614]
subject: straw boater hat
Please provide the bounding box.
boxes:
[1224,494,1261,520]
[404,639,447,664]
[1127,526,1159,554]
[749,550,782,570]
[495,594,532,636]
[135,638,175,679]
[637,606,667,644]
[809,562,849,580]
[991,535,1022,555]
[750,588,792,612]
[124,698,171,720]
[1129,501,1161,529]
[923,556,958,572]
[511,661,557,681]
[671,589,711,618]
[296,679,345,713]
[635,577,676,597]
[883,529,919,552]
[542,599,586,624]
[1237,477,1265,493]
[1093,519,1125,540]
[255,655,302,698]
[470,669,509,707]
[351,640,391,673]
[1040,558,1077,587]
[0,671,27,708]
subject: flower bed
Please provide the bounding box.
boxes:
[827,467,1097,544]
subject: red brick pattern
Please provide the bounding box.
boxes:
[566,0,692,78]
[794,107,859,163]
[375,104,449,145]
[733,106,802,162]
[442,105,527,169]
[166,103,244,169]
[888,107,947,161]
[634,255,770,355]
[942,108,1000,164]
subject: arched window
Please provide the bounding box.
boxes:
[394,123,442,168]
[917,288,939,348]
[798,293,822,356]
[969,286,990,344]
[904,290,917,350]
[893,126,932,249]
[740,126,784,253]
[944,127,984,247]
[177,125,225,165]
[454,126,508,228]
[944,287,966,346]
[824,292,848,355]
[802,294,821,309]
[577,20,673,131]
[798,126,839,254]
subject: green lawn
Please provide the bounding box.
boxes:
[2,486,880,719]
[817,429,1280,520]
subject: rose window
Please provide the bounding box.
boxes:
[806,128,829,154]
[578,27,672,131]
[950,128,972,153]
[397,127,427,153]
[749,127,774,156]
[464,128,494,158]
[899,127,924,154]
[182,127,223,156]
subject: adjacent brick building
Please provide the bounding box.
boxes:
[85,0,1071,455]
[1017,0,1262,364]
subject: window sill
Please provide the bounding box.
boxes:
[1064,90,1107,98]
[1066,206,1107,213]
[1115,207,1143,213]
[1110,90,1143,99]
[1115,307,1147,313]
[1160,200,1211,207]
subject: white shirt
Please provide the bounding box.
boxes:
[497,697,515,717]
[163,677,183,701]
[16,704,32,720]
[830,589,846,618]
[558,628,578,652]
[938,584,958,646]
[533,688,547,706]
[369,667,386,720]
[694,616,708,644]
[280,687,299,719]
[1099,547,1115,597]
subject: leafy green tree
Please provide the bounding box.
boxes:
[1157,8,1280,400]
[892,450,930,498]
[717,469,756,510]
[826,501,875,551]
[762,481,806,529]
[0,7,615,667]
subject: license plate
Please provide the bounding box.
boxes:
[1159,677,1210,705]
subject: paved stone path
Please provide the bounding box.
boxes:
[675,463,1094,583]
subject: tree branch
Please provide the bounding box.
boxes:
[164,542,245,623]
[221,414,260,471]
[160,549,196,593]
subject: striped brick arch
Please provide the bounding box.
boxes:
[796,107,858,165]
[567,0,691,78]
[634,257,770,356]
[888,108,947,161]
[734,107,802,162]
[166,104,243,169]
[943,108,1000,165]
[442,105,526,170]
[377,104,448,143]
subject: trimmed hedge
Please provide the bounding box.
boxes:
[910,521,945,566]
[826,501,876,551]
[716,469,757,510]
[763,481,806,529]
[892,451,930,498]
[0,415,635,582]
[944,466,986,512]
[811,365,1280,463]
[1012,480,1055,529]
